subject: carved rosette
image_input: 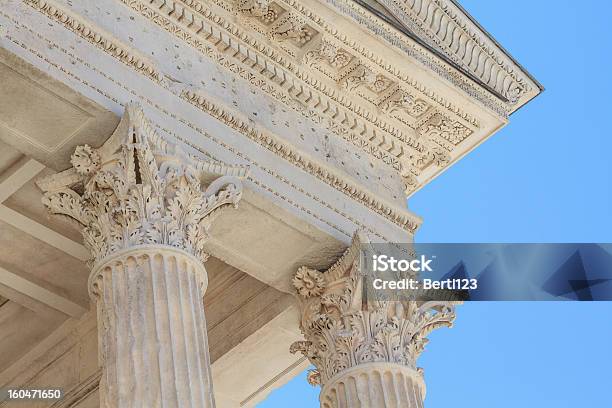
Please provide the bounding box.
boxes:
[418,112,473,146]
[290,232,458,407]
[37,103,247,268]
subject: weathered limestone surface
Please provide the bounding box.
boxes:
[0,0,540,406]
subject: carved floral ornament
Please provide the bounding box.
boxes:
[36,104,248,266]
[235,0,317,48]
[237,0,271,18]
[290,232,458,387]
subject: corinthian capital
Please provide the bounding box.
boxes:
[37,103,248,266]
[290,232,458,388]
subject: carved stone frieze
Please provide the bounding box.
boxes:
[37,104,247,265]
[340,63,377,91]
[366,74,394,94]
[236,0,271,18]
[290,232,458,389]
[306,40,395,98]
[305,37,433,128]
[21,0,534,222]
[132,0,423,169]
[2,11,421,242]
[180,89,422,233]
[316,0,539,116]
[269,14,312,44]
[414,144,451,169]
[306,40,379,91]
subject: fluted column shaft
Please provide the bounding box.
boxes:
[90,247,214,408]
[320,364,424,408]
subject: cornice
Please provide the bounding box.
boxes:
[319,0,512,116]
[275,0,483,124]
[133,0,426,167]
[371,0,538,104]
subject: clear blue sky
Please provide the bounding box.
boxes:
[258,1,612,407]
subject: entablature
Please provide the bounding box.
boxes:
[11,0,541,201]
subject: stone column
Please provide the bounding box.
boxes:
[37,104,248,408]
[290,233,458,408]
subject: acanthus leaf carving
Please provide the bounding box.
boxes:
[37,104,248,266]
[290,232,458,386]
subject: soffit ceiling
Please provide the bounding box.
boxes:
[0,127,293,380]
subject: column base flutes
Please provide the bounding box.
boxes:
[90,247,215,408]
[320,363,425,408]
